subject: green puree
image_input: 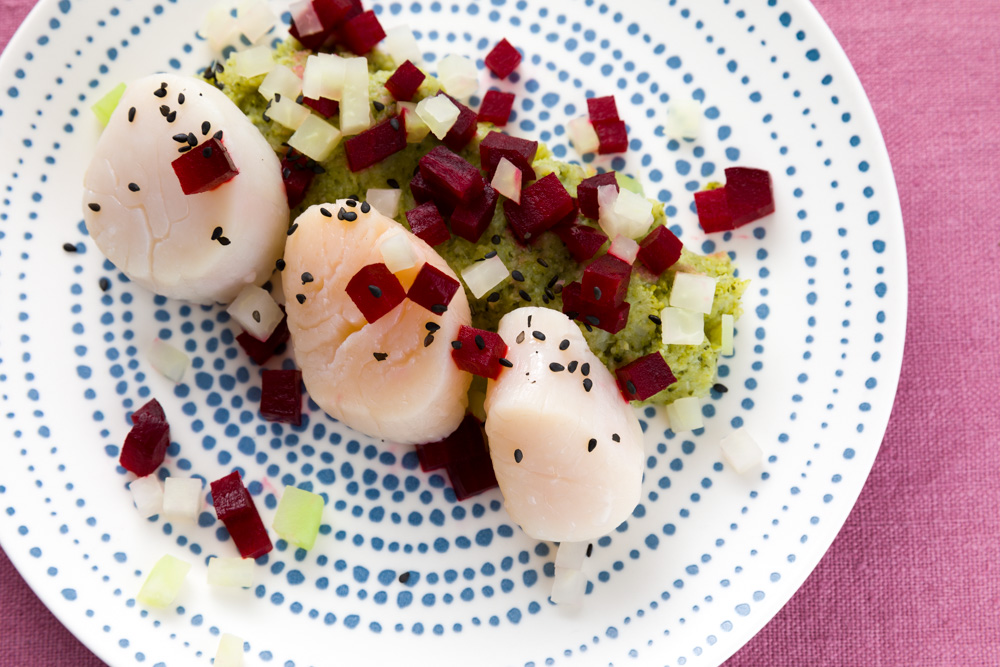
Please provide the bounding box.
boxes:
[213,41,748,405]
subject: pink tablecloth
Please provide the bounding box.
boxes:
[2,0,999,665]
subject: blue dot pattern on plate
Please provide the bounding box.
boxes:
[0,0,904,665]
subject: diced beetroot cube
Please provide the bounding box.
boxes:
[344,114,407,172]
[576,171,618,220]
[237,309,290,365]
[447,453,498,500]
[561,282,631,334]
[725,167,775,227]
[484,38,521,79]
[210,471,273,559]
[345,263,407,322]
[694,188,734,233]
[171,137,239,195]
[260,369,303,425]
[587,95,619,122]
[312,0,356,28]
[615,352,677,402]
[477,90,515,126]
[280,149,315,209]
[450,182,498,243]
[302,96,339,118]
[418,146,484,206]
[407,263,461,314]
[384,60,425,101]
[555,223,608,262]
[479,131,538,181]
[554,196,579,228]
[503,173,574,244]
[415,414,483,472]
[409,171,434,204]
[288,20,331,51]
[637,225,684,276]
[119,398,170,477]
[451,325,508,379]
[406,202,451,246]
[439,93,478,152]
[594,120,628,154]
[340,10,385,55]
[581,253,632,308]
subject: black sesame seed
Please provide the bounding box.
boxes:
[519,289,531,301]
[337,208,347,220]
[128,182,140,192]
[542,295,550,304]
[274,93,282,102]
[320,207,332,218]
[343,211,358,222]
[549,362,565,372]
[202,121,211,135]
[88,202,101,212]
[475,335,485,350]
[511,270,524,282]
[287,223,298,236]
[595,286,605,301]
[387,178,400,189]
[398,572,410,584]
[546,275,559,289]
[373,100,385,112]
[498,358,513,368]
[311,164,325,174]
[166,111,177,123]
[527,315,532,327]
[567,360,578,373]
[296,294,306,304]
[587,438,597,452]
[537,258,549,268]
[612,433,621,442]
[98,277,111,292]
[368,285,383,298]
[514,449,523,463]
[262,281,272,292]
[583,322,592,332]
[202,145,213,158]
[217,236,231,246]
[583,378,593,392]
[177,92,185,105]
[559,339,570,350]
[349,194,360,201]
[389,117,400,132]
[128,107,136,122]
[252,310,261,323]
[215,62,224,73]
[581,363,590,376]
[373,352,388,361]
[626,380,637,396]
[431,304,447,314]
[211,226,223,240]
[515,331,525,344]
[491,235,501,245]
[423,333,434,347]
[425,322,440,332]
[361,201,371,213]
[178,145,192,153]
[585,315,600,326]
[451,341,462,350]
[301,272,314,284]
[586,543,593,557]
[62,243,77,252]
[553,284,563,294]
[487,292,501,303]
[648,315,663,326]
[213,130,223,141]
[532,331,546,341]
[154,88,167,98]
[346,200,357,207]
[172,133,189,143]
[276,258,286,271]
[712,383,729,394]
[296,94,304,104]
[484,250,497,259]
[187,133,198,146]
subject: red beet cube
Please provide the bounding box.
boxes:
[479,131,538,181]
[280,149,315,209]
[561,282,631,334]
[484,38,521,79]
[418,146,484,207]
[340,10,385,55]
[119,398,170,476]
[503,173,574,244]
[344,114,407,172]
[447,453,499,500]
[346,263,407,322]
[594,120,628,154]
[171,138,239,195]
[439,93,478,152]
[385,60,425,101]
[615,352,677,401]
[312,0,356,28]
[260,369,303,425]
[288,20,331,51]
[406,202,451,246]
[555,223,608,262]
[237,310,290,365]
[637,225,684,276]
[450,182,498,243]
[587,95,619,122]
[576,171,618,220]
[451,325,508,379]
[302,96,339,118]
[581,254,632,308]
[407,263,461,314]
[210,471,273,559]
[725,167,775,227]
[478,89,515,126]
[693,188,734,233]
[415,414,484,472]
[409,171,434,204]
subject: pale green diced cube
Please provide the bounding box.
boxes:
[137,554,190,608]
[91,83,126,127]
[207,556,254,588]
[271,486,324,550]
[214,633,244,667]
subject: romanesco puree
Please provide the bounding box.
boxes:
[213,41,748,405]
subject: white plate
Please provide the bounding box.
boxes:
[0,0,905,665]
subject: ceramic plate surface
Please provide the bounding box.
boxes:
[0,0,905,665]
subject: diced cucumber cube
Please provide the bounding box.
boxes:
[214,633,245,667]
[137,554,190,608]
[271,486,324,550]
[91,83,126,127]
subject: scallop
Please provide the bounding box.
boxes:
[283,200,473,444]
[484,307,644,542]
[82,74,289,304]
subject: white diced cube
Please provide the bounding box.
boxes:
[491,157,522,204]
[148,338,189,383]
[669,272,717,314]
[382,25,423,67]
[720,313,734,356]
[128,475,164,519]
[232,45,274,79]
[608,235,640,265]
[207,556,255,588]
[554,541,590,570]
[227,285,284,342]
[236,0,276,44]
[289,0,323,37]
[666,396,704,433]
[568,116,600,155]
[287,114,342,162]
[202,3,242,53]
[339,57,371,135]
[720,427,763,474]
[214,633,245,667]
[598,185,653,240]
[461,255,509,300]
[550,567,586,605]
[302,53,345,101]
[366,188,402,219]
[266,95,310,130]
[378,234,417,273]
[399,102,430,143]
[437,54,478,100]
[660,306,705,345]
[665,98,701,140]
[416,95,460,140]
[162,477,202,523]
[258,65,302,103]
